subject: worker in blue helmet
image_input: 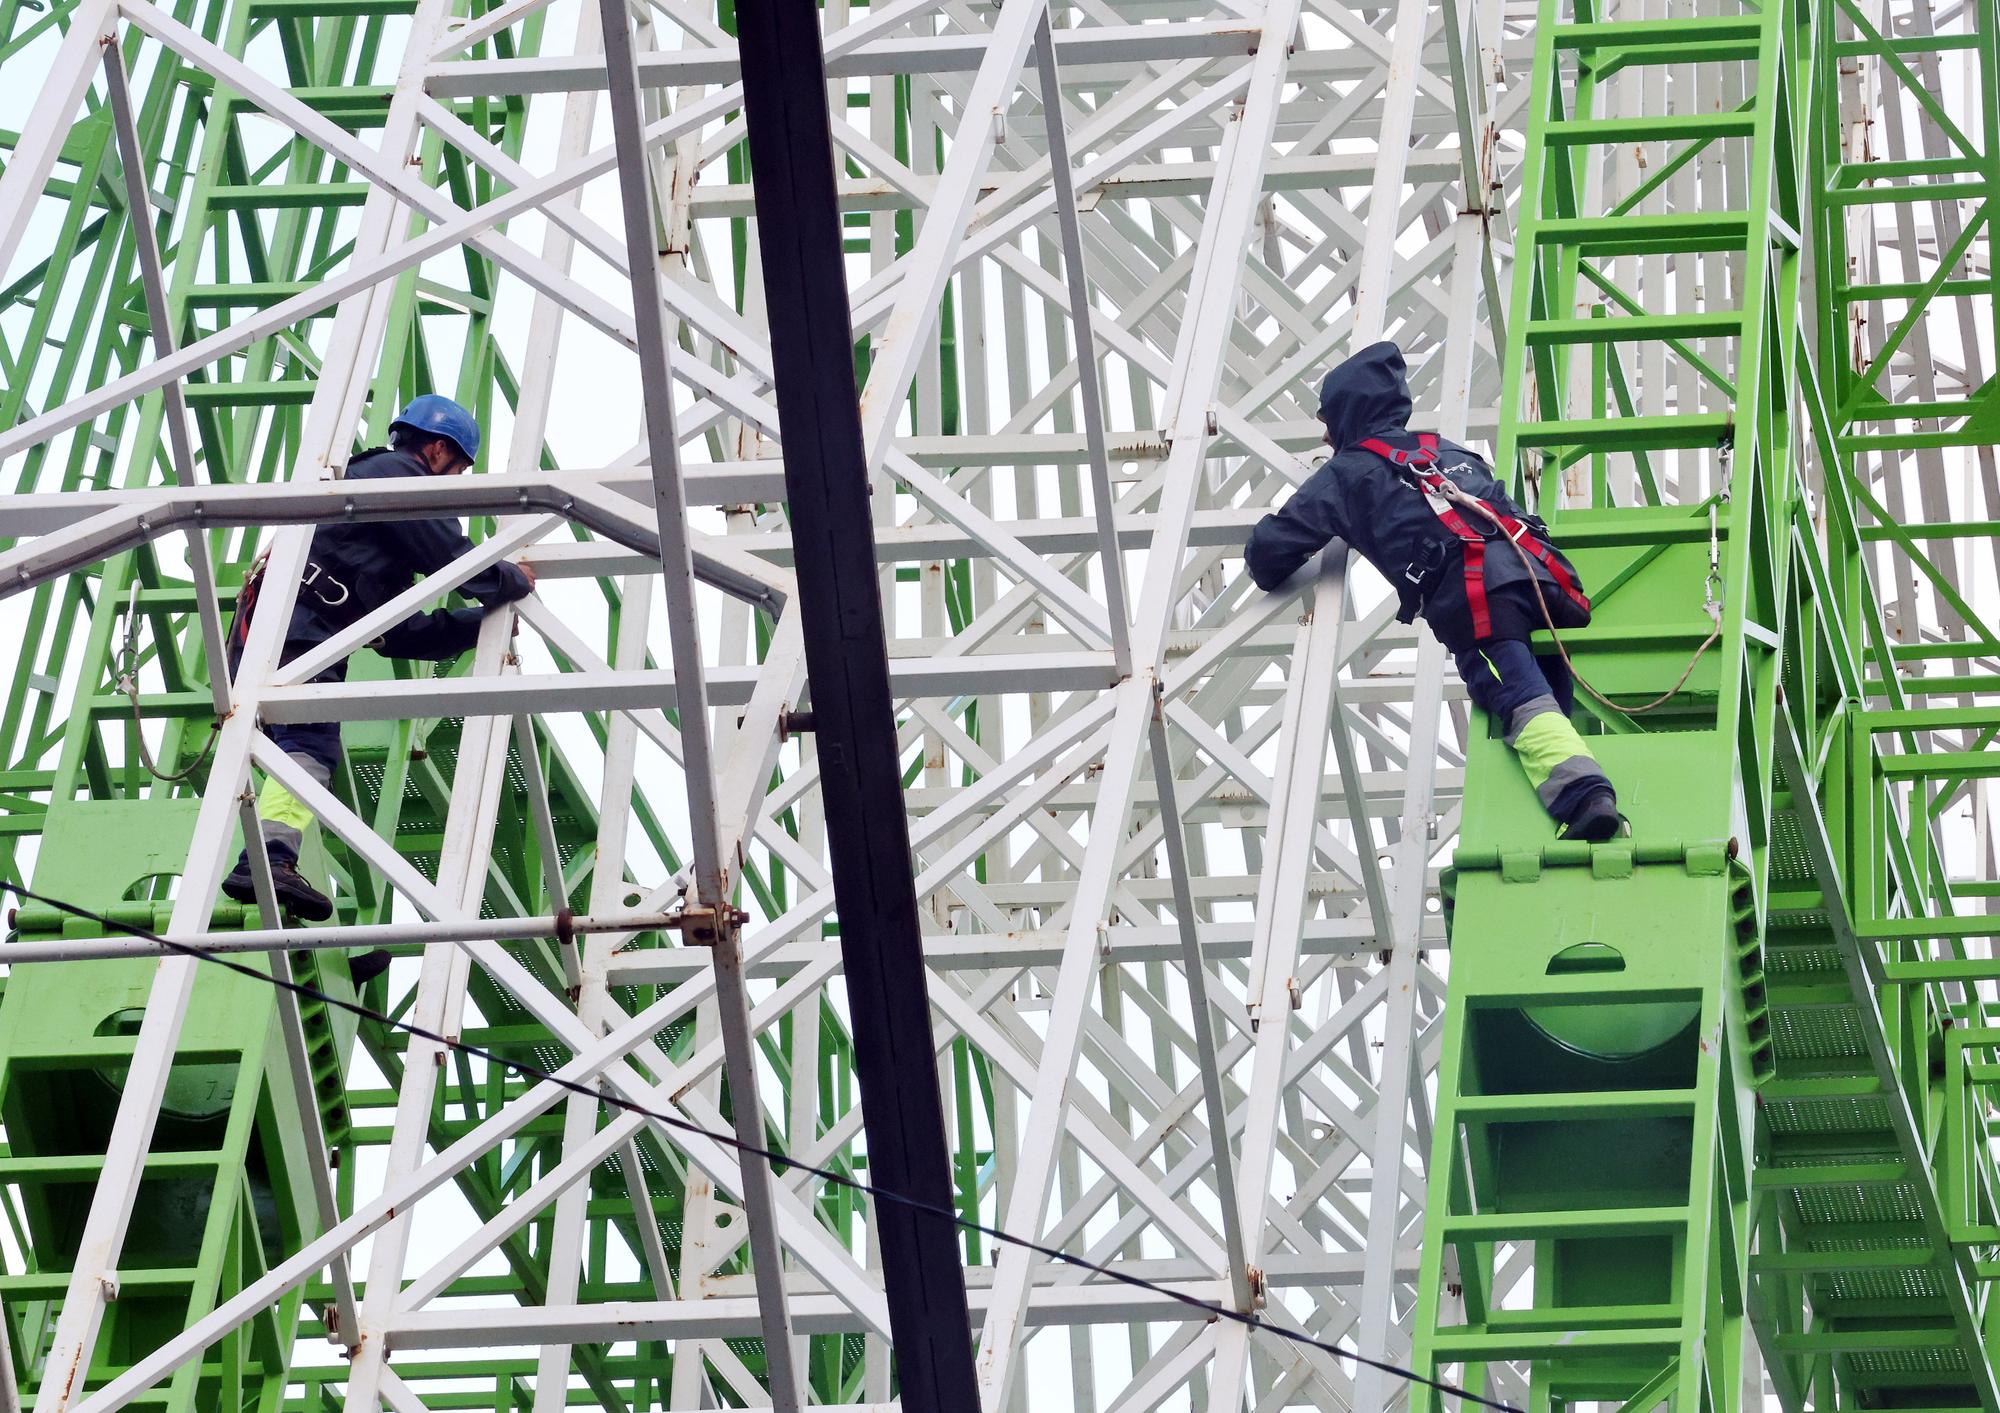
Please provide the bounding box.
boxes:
[220,395,536,965]
[1244,342,1626,843]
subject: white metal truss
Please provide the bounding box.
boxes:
[3,0,1981,1407]
[18,0,1507,1402]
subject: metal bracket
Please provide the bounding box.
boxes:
[666,905,749,948]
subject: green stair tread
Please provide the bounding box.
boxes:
[1772,1328,1964,1353]
[1441,1206,1690,1238]
[1790,1176,1929,1224]
[1770,1010,1873,1063]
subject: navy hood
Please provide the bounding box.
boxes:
[1317,341,1413,450]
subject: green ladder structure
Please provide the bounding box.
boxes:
[1412,0,2000,1408]
[0,800,357,1410]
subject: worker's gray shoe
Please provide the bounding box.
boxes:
[1561,790,1627,844]
[222,855,335,922]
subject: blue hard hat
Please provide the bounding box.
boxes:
[389,394,481,464]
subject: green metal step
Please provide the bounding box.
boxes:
[1514,413,1735,451]
[1441,1206,1690,1239]
[1453,1088,1697,1122]
[1543,113,1758,147]
[1553,16,1762,60]
[1533,213,1752,256]
[286,85,395,124]
[1522,313,1744,346]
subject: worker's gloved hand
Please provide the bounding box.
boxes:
[514,559,538,590]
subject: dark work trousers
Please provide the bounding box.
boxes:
[227,636,346,865]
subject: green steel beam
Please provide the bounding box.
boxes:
[1412,0,2000,1409]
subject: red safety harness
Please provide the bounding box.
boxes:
[1354,433,1590,641]
[229,554,267,656]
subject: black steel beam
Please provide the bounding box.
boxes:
[730,2,982,1408]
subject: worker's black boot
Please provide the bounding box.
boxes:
[221,852,335,922]
[348,949,393,987]
[1562,790,1627,844]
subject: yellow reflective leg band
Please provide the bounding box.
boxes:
[257,774,315,833]
[1511,710,1597,790]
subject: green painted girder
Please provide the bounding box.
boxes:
[1514,413,1735,451]
[206,182,373,208]
[1522,313,1747,347]
[246,0,418,14]
[1858,916,2000,942]
[1554,16,1762,55]
[1543,113,1760,147]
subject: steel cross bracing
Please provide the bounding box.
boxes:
[0,0,1983,1407]
[0,0,1549,1407]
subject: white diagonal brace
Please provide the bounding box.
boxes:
[0,0,119,286]
[855,0,1050,471]
[595,0,800,1391]
[247,740,892,1337]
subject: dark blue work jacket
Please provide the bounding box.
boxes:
[239,447,533,662]
[1244,343,1589,653]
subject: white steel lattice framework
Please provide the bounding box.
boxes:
[0,0,1987,1406]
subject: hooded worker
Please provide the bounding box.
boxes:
[1244,341,1625,842]
[220,395,537,966]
